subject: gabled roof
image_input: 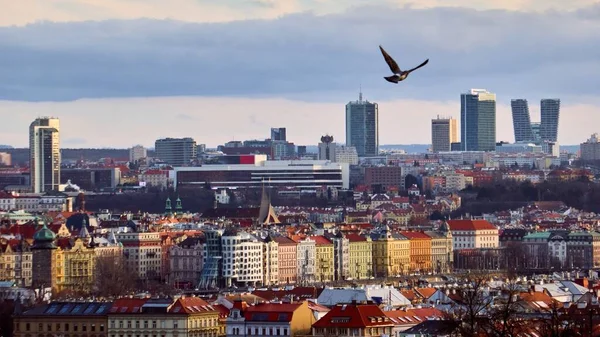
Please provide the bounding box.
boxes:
[109,298,148,314]
[244,303,302,322]
[170,297,216,314]
[447,219,497,231]
[308,235,332,246]
[313,303,394,328]
[399,231,431,240]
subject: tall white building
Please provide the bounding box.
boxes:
[221,229,263,286]
[29,117,60,193]
[295,237,316,284]
[129,145,147,162]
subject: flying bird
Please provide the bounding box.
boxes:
[379,45,429,84]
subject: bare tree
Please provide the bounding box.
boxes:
[485,280,527,337]
[94,255,137,298]
[446,272,495,336]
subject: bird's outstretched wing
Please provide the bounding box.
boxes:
[379,45,401,74]
[407,59,429,73]
[384,75,400,84]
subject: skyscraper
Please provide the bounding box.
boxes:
[270,127,287,141]
[345,92,379,157]
[29,117,61,193]
[155,137,197,166]
[540,99,560,142]
[431,116,458,153]
[510,99,535,142]
[460,89,496,152]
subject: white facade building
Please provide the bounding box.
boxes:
[129,145,147,162]
[296,237,316,284]
[448,220,499,251]
[221,230,263,286]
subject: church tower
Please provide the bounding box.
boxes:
[31,217,58,292]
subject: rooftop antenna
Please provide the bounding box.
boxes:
[359,84,363,102]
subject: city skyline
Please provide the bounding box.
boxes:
[1,1,600,148]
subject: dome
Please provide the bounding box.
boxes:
[33,222,57,249]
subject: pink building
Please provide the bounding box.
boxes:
[274,236,298,284]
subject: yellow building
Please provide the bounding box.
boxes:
[57,237,96,294]
[400,231,433,272]
[108,297,223,337]
[14,301,111,337]
[384,210,411,226]
[371,225,410,277]
[310,236,334,282]
[0,240,32,287]
[392,232,410,276]
[347,234,373,279]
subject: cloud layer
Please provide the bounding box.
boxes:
[1,4,600,103]
[2,0,599,27]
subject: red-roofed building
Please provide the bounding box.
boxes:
[447,220,499,251]
[400,231,432,272]
[139,169,170,189]
[384,307,445,332]
[108,297,222,337]
[312,303,394,337]
[226,300,315,337]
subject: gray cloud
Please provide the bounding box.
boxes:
[1,4,600,103]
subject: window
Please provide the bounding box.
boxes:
[101,324,105,332]
[74,325,79,332]
[144,321,148,329]
[111,321,116,329]
[127,321,132,329]
[48,324,52,332]
[65,324,70,331]
[152,321,157,329]
[83,325,87,332]
[25,323,30,331]
[92,324,96,332]
[119,321,124,329]
[173,321,178,329]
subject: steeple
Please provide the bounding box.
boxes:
[175,196,183,212]
[165,197,172,215]
[258,181,280,226]
[79,218,91,245]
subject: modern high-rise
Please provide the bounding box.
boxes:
[270,127,287,141]
[431,116,458,153]
[345,92,378,157]
[510,99,535,142]
[129,145,147,162]
[155,137,197,166]
[460,89,496,152]
[29,117,61,193]
[540,99,561,142]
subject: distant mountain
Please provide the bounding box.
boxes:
[0,145,13,149]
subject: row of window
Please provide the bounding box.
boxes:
[21,322,105,332]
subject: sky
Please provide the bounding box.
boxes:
[1,0,600,148]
